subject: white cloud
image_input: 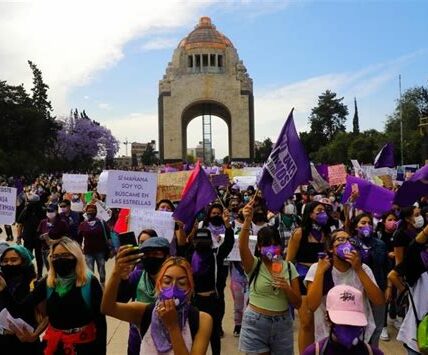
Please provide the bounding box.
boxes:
[140,37,178,51]
[98,102,112,110]
[0,0,218,113]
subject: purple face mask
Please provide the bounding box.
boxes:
[420,249,428,269]
[315,211,329,226]
[159,285,188,306]
[358,225,373,238]
[333,324,363,349]
[336,242,356,261]
[260,245,282,260]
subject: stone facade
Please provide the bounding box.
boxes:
[158,17,254,162]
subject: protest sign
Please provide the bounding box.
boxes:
[0,187,17,225]
[157,171,192,201]
[62,174,88,193]
[233,176,257,190]
[327,164,347,186]
[97,171,109,195]
[95,201,111,222]
[128,210,175,242]
[210,174,229,187]
[310,164,330,192]
[106,170,157,209]
[224,235,257,261]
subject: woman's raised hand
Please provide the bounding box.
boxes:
[113,245,143,279]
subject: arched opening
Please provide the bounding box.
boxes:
[182,101,231,163]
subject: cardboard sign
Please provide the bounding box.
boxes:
[0,187,17,225]
[233,176,257,190]
[224,235,257,261]
[327,164,347,186]
[106,170,157,209]
[210,174,229,187]
[128,210,175,242]
[97,171,109,195]
[95,201,111,222]
[157,171,192,201]
[62,174,88,193]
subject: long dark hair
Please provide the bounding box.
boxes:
[398,206,415,231]
[350,213,373,236]
[202,203,224,227]
[376,210,397,234]
[301,201,330,239]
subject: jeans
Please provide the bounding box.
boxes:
[230,263,248,326]
[85,252,106,284]
[370,303,386,347]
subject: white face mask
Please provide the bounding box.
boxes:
[414,215,425,229]
[46,212,56,220]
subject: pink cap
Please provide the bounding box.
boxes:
[326,285,367,326]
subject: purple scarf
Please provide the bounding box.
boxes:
[150,300,190,352]
[207,223,226,239]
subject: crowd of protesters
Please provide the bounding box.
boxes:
[0,170,427,355]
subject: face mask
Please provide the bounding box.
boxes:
[336,242,356,261]
[237,213,245,221]
[209,215,223,226]
[260,245,282,260]
[243,196,250,203]
[60,207,68,214]
[329,196,336,203]
[414,215,425,229]
[315,211,328,226]
[159,285,188,306]
[385,220,397,233]
[46,212,56,219]
[141,257,166,275]
[1,265,23,279]
[219,190,225,195]
[231,206,239,213]
[253,213,266,223]
[358,225,373,238]
[86,213,96,220]
[333,324,363,349]
[52,258,77,277]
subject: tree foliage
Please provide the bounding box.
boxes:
[141,142,158,166]
[254,138,273,163]
[54,109,119,171]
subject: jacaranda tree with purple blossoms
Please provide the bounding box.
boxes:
[55,109,119,171]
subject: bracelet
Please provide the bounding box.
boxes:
[241,227,251,231]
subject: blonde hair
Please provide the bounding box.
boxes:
[47,237,88,288]
[155,257,194,295]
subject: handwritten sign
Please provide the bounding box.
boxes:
[95,201,111,222]
[62,174,88,193]
[210,174,229,187]
[106,170,157,209]
[128,210,175,242]
[224,235,257,261]
[157,171,192,201]
[233,176,257,190]
[0,187,17,225]
[327,164,347,186]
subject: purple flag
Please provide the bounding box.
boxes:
[341,175,395,214]
[316,164,329,181]
[172,162,217,233]
[394,165,428,207]
[258,109,311,212]
[374,143,395,168]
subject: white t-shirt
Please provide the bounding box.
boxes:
[304,263,377,342]
[397,272,428,353]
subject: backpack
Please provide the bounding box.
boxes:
[407,284,428,353]
[139,303,200,340]
[47,271,93,310]
[315,338,373,355]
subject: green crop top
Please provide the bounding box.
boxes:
[247,255,299,312]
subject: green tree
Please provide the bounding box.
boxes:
[347,130,386,164]
[309,90,349,146]
[384,86,428,164]
[28,60,53,119]
[312,131,351,164]
[141,142,158,165]
[353,97,360,134]
[254,138,273,163]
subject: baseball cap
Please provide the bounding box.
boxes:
[140,237,170,253]
[326,285,367,326]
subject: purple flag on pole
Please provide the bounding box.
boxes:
[315,164,329,181]
[394,165,428,207]
[374,143,395,168]
[341,175,395,214]
[172,163,217,233]
[258,109,311,212]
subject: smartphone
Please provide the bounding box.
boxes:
[119,231,140,257]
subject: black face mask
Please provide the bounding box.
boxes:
[209,215,223,226]
[1,265,23,279]
[253,214,266,223]
[141,257,166,275]
[52,258,77,277]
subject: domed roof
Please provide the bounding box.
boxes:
[178,17,234,50]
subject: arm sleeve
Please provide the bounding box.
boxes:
[287,262,299,281]
[393,230,408,248]
[303,263,317,286]
[362,264,379,287]
[217,227,235,261]
[116,269,141,302]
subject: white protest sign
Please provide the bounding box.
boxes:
[0,187,17,225]
[62,174,88,193]
[97,171,109,195]
[106,170,157,209]
[95,201,111,222]
[128,210,175,242]
[233,176,257,190]
[223,235,257,261]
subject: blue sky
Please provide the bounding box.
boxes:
[1,1,427,159]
